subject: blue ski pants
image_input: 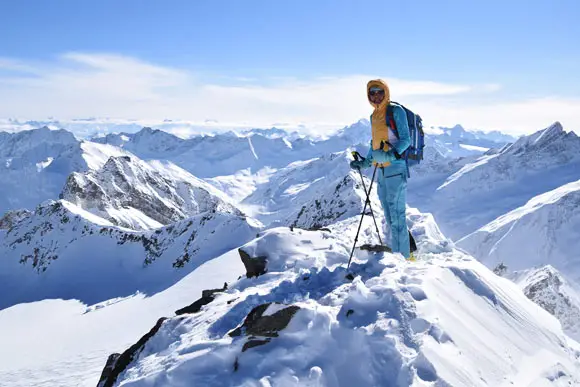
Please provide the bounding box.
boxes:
[376,163,410,258]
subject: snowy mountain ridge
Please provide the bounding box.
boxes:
[407,122,580,240]
[457,178,580,281]
[0,129,135,216]
[0,198,261,310]
[0,121,514,219]
[60,153,239,230]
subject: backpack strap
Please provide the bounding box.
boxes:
[386,103,399,139]
[385,103,402,160]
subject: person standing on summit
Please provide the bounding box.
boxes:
[350,79,414,260]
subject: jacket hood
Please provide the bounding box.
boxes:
[367,79,390,110]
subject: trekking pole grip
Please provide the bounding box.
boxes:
[351,151,365,162]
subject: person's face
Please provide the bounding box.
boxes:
[368,88,385,105]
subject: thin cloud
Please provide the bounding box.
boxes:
[0,52,578,136]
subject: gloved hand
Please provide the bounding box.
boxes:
[371,148,396,164]
[350,156,372,170]
[350,160,364,169]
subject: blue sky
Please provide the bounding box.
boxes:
[0,0,578,134]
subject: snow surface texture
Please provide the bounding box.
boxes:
[408,122,580,239]
[0,249,246,387]
[105,219,580,387]
[457,178,580,281]
[61,153,239,230]
[0,199,261,309]
[508,265,580,342]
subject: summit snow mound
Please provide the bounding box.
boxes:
[100,222,580,387]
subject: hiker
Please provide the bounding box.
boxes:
[349,79,414,260]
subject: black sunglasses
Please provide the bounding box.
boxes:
[368,89,385,96]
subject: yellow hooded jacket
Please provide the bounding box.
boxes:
[367,79,395,167]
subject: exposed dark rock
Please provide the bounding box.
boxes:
[96,354,120,387]
[97,317,167,387]
[289,225,332,233]
[493,263,508,277]
[242,338,271,352]
[359,244,392,253]
[228,303,301,339]
[0,209,32,230]
[175,282,228,315]
[238,248,268,278]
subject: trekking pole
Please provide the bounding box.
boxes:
[351,151,383,246]
[347,159,379,269]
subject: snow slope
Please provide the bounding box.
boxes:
[101,217,580,387]
[0,199,260,309]
[0,249,245,387]
[410,123,580,239]
[61,153,239,230]
[457,178,580,281]
[509,265,580,342]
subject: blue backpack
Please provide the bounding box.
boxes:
[386,101,425,175]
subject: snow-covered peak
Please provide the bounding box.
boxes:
[61,153,241,230]
[92,127,187,159]
[432,124,517,144]
[79,140,135,170]
[509,265,580,341]
[334,119,371,144]
[0,126,78,158]
[457,178,580,280]
[241,127,302,140]
[506,121,574,155]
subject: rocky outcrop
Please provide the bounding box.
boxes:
[229,303,301,355]
[238,248,268,278]
[98,282,230,386]
[175,282,228,315]
[511,265,580,341]
[0,209,32,230]
[97,317,168,387]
